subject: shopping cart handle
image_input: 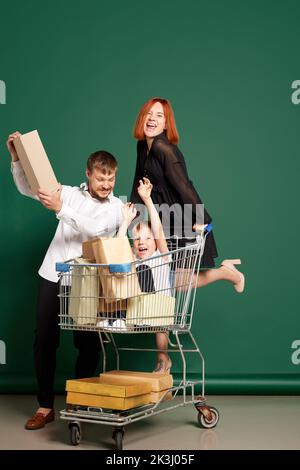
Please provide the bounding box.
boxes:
[109,263,131,273]
[56,262,71,272]
[205,223,213,233]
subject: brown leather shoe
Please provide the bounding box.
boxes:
[25,409,55,430]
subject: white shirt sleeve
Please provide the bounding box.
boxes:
[11,161,39,201]
[56,200,124,238]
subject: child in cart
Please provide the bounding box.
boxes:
[117,178,245,374]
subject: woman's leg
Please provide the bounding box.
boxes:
[196,261,244,292]
[176,262,244,292]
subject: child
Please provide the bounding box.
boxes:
[119,178,245,374]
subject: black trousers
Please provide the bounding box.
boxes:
[34,277,102,408]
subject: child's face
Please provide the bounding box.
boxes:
[86,168,116,200]
[133,226,157,259]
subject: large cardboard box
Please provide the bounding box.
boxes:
[66,391,151,410]
[99,370,173,393]
[13,130,59,195]
[66,377,152,410]
[92,237,141,302]
[126,293,175,327]
[66,376,151,396]
[98,374,173,403]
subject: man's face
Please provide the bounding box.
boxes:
[86,168,116,200]
[133,225,157,259]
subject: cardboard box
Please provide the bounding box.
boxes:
[13,130,59,195]
[126,293,175,327]
[150,390,173,403]
[66,376,152,410]
[98,283,127,314]
[82,238,98,261]
[99,370,173,393]
[93,237,141,301]
[66,391,151,410]
[66,376,152,396]
[97,374,173,403]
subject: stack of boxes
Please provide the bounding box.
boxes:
[66,370,173,410]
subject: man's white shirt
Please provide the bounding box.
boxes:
[11,161,124,282]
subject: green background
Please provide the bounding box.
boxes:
[0,0,299,394]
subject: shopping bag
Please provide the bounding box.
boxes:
[68,258,98,325]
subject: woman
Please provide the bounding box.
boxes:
[130,98,244,373]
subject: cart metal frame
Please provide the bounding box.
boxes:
[57,227,219,449]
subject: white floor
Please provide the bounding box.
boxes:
[0,395,299,450]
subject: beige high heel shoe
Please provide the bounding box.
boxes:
[221,259,245,293]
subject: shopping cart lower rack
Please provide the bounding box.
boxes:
[56,228,219,450]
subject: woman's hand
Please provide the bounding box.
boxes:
[137,177,153,202]
[6,131,21,162]
[37,185,62,213]
[122,202,137,227]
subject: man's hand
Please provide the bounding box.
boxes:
[137,177,152,202]
[37,185,62,213]
[6,131,21,161]
[122,202,137,227]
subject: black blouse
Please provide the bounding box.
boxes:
[130,132,218,267]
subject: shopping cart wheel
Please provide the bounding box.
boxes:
[69,422,82,446]
[112,428,124,450]
[197,406,219,429]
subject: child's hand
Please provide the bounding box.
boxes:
[137,177,152,201]
[122,202,137,226]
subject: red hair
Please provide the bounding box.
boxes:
[133,97,179,144]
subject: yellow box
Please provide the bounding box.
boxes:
[150,390,173,403]
[66,376,151,397]
[99,370,173,393]
[13,130,59,195]
[66,391,151,410]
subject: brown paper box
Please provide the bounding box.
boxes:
[92,237,141,302]
[99,370,173,392]
[66,376,151,397]
[66,391,151,410]
[98,289,127,313]
[13,130,59,195]
[82,238,99,261]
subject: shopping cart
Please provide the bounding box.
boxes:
[56,225,219,450]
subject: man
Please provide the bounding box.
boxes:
[7,131,124,429]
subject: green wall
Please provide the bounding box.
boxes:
[1,0,299,394]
